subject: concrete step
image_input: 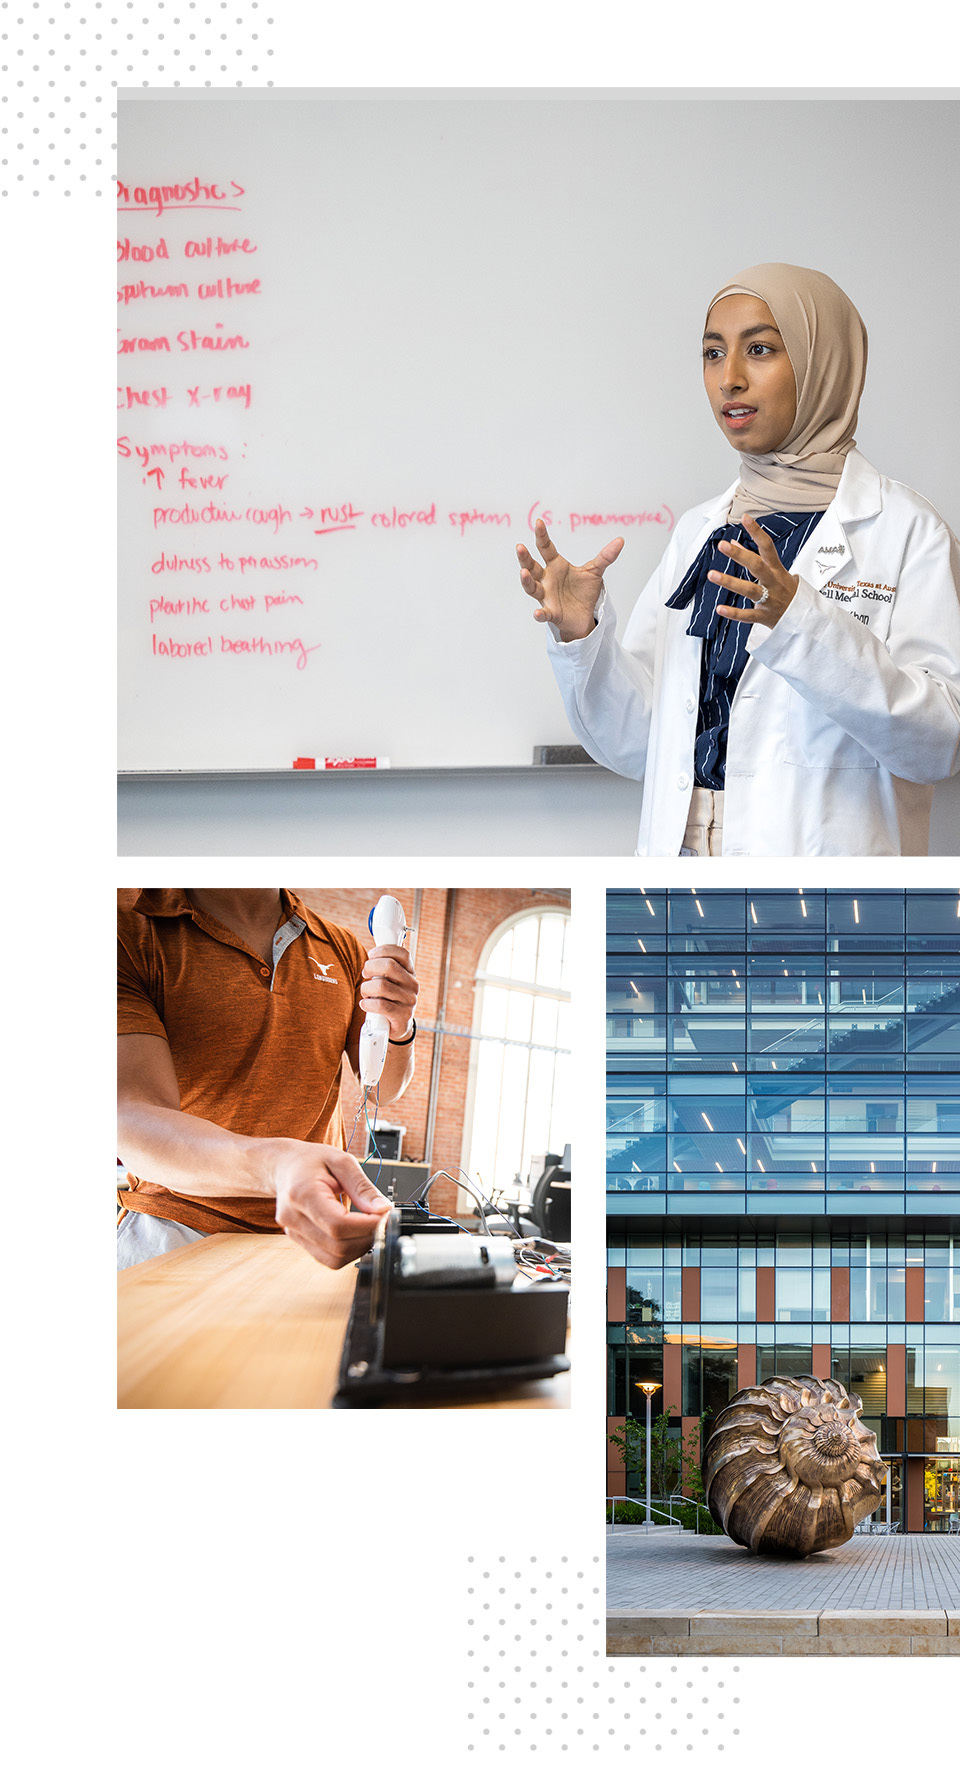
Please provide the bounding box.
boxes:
[607,1522,683,1535]
[608,1608,960,1657]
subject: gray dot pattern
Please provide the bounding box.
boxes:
[0,0,277,196]
[465,1555,741,1755]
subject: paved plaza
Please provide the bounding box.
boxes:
[607,1527,960,1613]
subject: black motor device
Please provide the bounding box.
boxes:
[333,1205,569,1406]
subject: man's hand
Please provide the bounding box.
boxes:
[518,518,624,643]
[709,513,799,629]
[271,1141,391,1269]
[360,942,419,1041]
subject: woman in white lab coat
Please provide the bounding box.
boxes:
[518,263,960,857]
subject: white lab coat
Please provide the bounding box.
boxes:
[546,450,960,856]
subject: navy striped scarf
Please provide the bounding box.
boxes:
[664,509,825,789]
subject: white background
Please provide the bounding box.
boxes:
[5,5,960,1771]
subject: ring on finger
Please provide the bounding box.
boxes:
[753,588,769,607]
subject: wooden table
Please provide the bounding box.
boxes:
[118,1233,570,1409]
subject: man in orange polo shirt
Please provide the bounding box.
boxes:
[117,888,419,1270]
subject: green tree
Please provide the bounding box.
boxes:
[608,1410,678,1500]
[678,1412,711,1504]
[608,1409,712,1506]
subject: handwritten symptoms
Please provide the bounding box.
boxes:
[118,450,676,547]
[152,632,320,670]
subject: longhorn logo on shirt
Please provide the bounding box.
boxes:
[307,955,339,984]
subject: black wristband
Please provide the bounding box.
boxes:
[388,1018,417,1047]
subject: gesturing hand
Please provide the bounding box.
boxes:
[517,519,624,643]
[708,513,799,629]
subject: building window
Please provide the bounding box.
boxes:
[462,909,571,1202]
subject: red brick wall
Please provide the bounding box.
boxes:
[294,887,569,1215]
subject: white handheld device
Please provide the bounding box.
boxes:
[358,895,408,1089]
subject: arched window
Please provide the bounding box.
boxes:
[462,907,572,1202]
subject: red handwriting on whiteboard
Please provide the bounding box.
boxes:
[313,502,364,535]
[118,238,170,262]
[116,178,245,216]
[186,384,252,409]
[220,636,321,668]
[177,327,250,353]
[117,277,260,304]
[371,503,437,529]
[153,503,292,534]
[117,385,251,409]
[569,505,674,534]
[117,328,252,355]
[234,555,319,573]
[118,439,231,468]
[152,633,215,658]
[152,633,321,669]
[150,596,211,620]
[178,469,230,491]
[185,237,258,258]
[217,592,305,613]
[118,281,190,306]
[197,278,261,300]
[118,386,169,409]
[151,554,213,574]
[449,508,511,536]
[527,501,555,533]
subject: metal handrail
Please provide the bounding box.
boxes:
[606,1494,680,1532]
[667,1492,714,1535]
[606,1493,711,1533]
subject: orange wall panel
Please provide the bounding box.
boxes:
[905,1267,925,1322]
[756,1267,775,1320]
[663,1341,683,1419]
[681,1267,700,1321]
[886,1344,906,1417]
[607,1417,626,1496]
[906,1462,925,1532]
[608,1268,626,1323]
[737,1344,756,1390]
[830,1267,850,1322]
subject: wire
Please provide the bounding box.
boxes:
[362,1083,383,1190]
[418,1169,493,1235]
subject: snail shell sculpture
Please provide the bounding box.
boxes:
[701,1376,886,1557]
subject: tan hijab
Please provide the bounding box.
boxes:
[704,263,868,521]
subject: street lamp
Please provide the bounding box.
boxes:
[637,1381,661,1527]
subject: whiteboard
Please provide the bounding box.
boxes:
[118,94,960,771]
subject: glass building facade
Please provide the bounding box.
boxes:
[606,889,960,1533]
